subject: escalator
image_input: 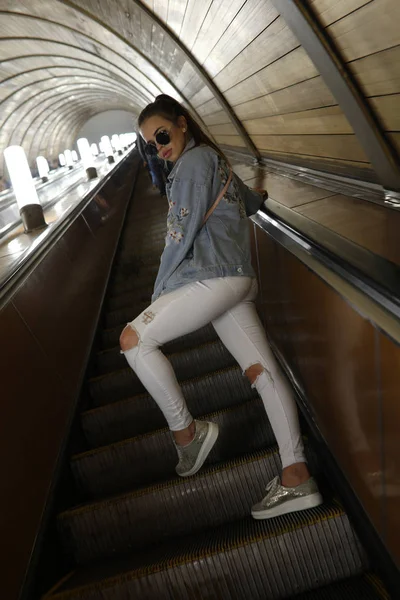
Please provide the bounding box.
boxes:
[41,168,390,599]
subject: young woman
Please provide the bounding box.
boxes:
[120,95,323,519]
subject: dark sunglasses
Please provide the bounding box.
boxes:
[145,129,171,155]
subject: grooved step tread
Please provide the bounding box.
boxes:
[93,326,219,377]
[80,378,265,448]
[287,573,389,599]
[95,323,218,375]
[45,503,367,599]
[59,447,320,565]
[64,447,282,521]
[81,366,257,443]
[89,338,231,386]
[74,398,275,496]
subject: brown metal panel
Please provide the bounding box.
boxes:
[0,302,70,600]
[255,233,385,538]
[255,231,290,353]
[295,194,400,265]
[326,0,400,63]
[379,332,400,566]
[351,46,400,98]
[224,46,318,107]
[213,16,298,92]
[241,172,335,209]
[11,215,107,399]
[309,0,371,27]
[242,106,353,136]
[252,133,368,164]
[233,77,337,120]
[1,164,136,599]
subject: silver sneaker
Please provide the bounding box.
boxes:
[251,476,323,520]
[175,420,219,477]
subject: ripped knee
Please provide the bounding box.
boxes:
[119,325,139,352]
[245,363,264,385]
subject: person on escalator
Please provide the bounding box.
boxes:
[119,94,323,519]
[137,130,170,196]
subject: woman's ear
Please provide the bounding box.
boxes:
[177,115,188,132]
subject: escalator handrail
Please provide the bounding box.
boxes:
[253,201,400,322]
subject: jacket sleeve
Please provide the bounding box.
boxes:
[233,173,265,216]
[152,176,214,302]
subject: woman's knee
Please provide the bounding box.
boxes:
[245,363,264,385]
[120,325,139,352]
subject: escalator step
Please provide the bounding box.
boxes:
[73,398,275,495]
[105,285,153,311]
[61,447,301,562]
[101,307,219,350]
[109,263,159,291]
[95,323,217,375]
[103,301,149,328]
[125,226,165,240]
[287,573,389,599]
[46,503,367,599]
[89,339,237,405]
[82,366,257,441]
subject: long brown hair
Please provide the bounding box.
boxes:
[138,94,227,162]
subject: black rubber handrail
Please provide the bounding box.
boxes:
[254,200,400,322]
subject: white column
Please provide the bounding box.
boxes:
[4,145,47,233]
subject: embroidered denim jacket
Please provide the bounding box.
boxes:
[152,139,264,302]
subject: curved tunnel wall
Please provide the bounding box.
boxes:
[77,110,136,144]
[0,0,399,187]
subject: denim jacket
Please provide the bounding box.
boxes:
[152,139,264,302]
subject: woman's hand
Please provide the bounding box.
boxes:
[252,187,268,199]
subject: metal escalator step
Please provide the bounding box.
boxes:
[111,249,159,270]
[107,275,157,299]
[108,272,159,296]
[107,272,157,303]
[73,398,275,495]
[120,245,163,262]
[98,325,125,350]
[106,286,154,312]
[98,319,215,351]
[110,260,160,283]
[62,448,289,562]
[89,339,237,405]
[127,225,165,239]
[111,256,160,274]
[82,366,257,443]
[95,323,217,375]
[287,573,389,599]
[133,237,165,250]
[118,236,165,251]
[125,210,165,224]
[46,503,367,599]
[160,322,218,353]
[103,301,149,328]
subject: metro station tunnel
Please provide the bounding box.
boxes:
[1,2,400,599]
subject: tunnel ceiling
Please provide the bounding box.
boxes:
[0,0,399,184]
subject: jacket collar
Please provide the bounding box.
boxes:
[168,138,196,180]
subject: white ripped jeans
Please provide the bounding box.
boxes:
[122,277,305,469]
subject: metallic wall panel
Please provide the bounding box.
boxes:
[254,230,386,544]
[0,302,70,600]
[380,332,400,565]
